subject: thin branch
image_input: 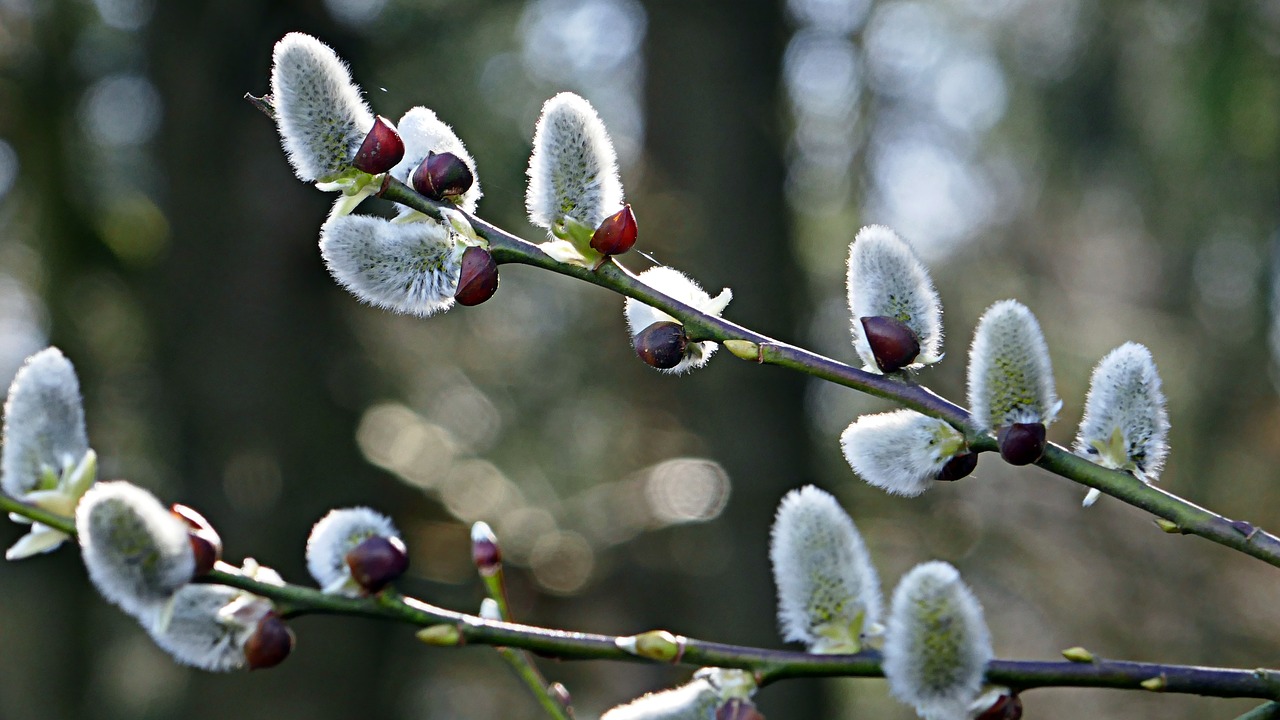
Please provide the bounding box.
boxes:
[376,177,1280,571]
[1237,701,1280,720]
[193,563,1279,700]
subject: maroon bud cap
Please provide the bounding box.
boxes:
[471,522,502,576]
[997,422,1047,466]
[974,693,1023,720]
[860,316,921,373]
[936,452,977,482]
[455,246,499,306]
[352,116,405,174]
[412,151,474,201]
[346,535,410,593]
[589,204,638,256]
[634,321,688,370]
[245,614,294,670]
[171,503,222,577]
[547,682,572,709]
[717,699,766,720]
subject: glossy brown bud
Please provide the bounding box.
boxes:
[997,422,1046,466]
[352,116,405,174]
[860,316,921,373]
[589,204,638,256]
[412,151,473,201]
[244,614,295,670]
[455,246,499,306]
[345,535,410,593]
[634,321,688,370]
[717,699,765,720]
[974,693,1022,720]
[171,503,222,577]
[936,451,977,482]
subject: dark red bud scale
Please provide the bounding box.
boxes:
[171,503,222,577]
[974,693,1023,720]
[998,422,1047,466]
[455,246,499,306]
[345,535,410,593]
[936,452,977,482]
[244,614,295,670]
[860,316,921,373]
[471,535,502,576]
[590,204,638,256]
[716,699,766,720]
[634,321,688,370]
[352,116,405,175]
[412,151,473,201]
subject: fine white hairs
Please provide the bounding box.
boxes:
[624,266,733,375]
[846,225,944,372]
[319,214,465,317]
[841,410,968,497]
[305,506,401,596]
[967,299,1060,431]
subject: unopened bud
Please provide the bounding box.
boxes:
[470,521,502,576]
[860,316,921,373]
[416,624,463,647]
[352,116,405,174]
[412,151,474,201]
[997,423,1046,465]
[1140,675,1167,692]
[244,614,295,670]
[454,246,499,306]
[1061,646,1095,663]
[623,630,682,662]
[548,682,572,709]
[973,692,1022,720]
[724,339,760,362]
[345,535,409,593]
[935,452,977,482]
[171,503,222,577]
[590,204,638,256]
[717,699,765,720]
[634,321,688,370]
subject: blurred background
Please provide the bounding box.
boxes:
[0,0,1278,718]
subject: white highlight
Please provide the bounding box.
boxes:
[319,214,464,317]
[846,225,943,372]
[270,33,374,182]
[76,481,195,619]
[769,486,881,653]
[305,507,400,596]
[883,561,992,720]
[624,267,732,375]
[1075,342,1169,507]
[525,92,624,231]
[840,410,966,497]
[390,106,483,215]
[966,299,1059,431]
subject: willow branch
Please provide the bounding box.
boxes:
[376,177,1280,571]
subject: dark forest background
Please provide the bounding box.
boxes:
[0,1,1278,719]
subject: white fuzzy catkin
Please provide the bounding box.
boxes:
[320,214,464,317]
[147,583,274,672]
[846,226,944,372]
[624,266,733,375]
[2,347,90,498]
[966,300,1060,431]
[525,92,624,232]
[600,677,720,720]
[883,561,992,720]
[1075,342,1169,507]
[76,481,195,619]
[305,507,400,596]
[270,32,374,182]
[769,486,882,653]
[390,106,482,215]
[840,410,967,497]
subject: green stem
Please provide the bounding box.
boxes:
[1236,701,1280,719]
[481,565,573,720]
[11,495,1278,701]
[377,177,1280,571]
[198,564,1278,699]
